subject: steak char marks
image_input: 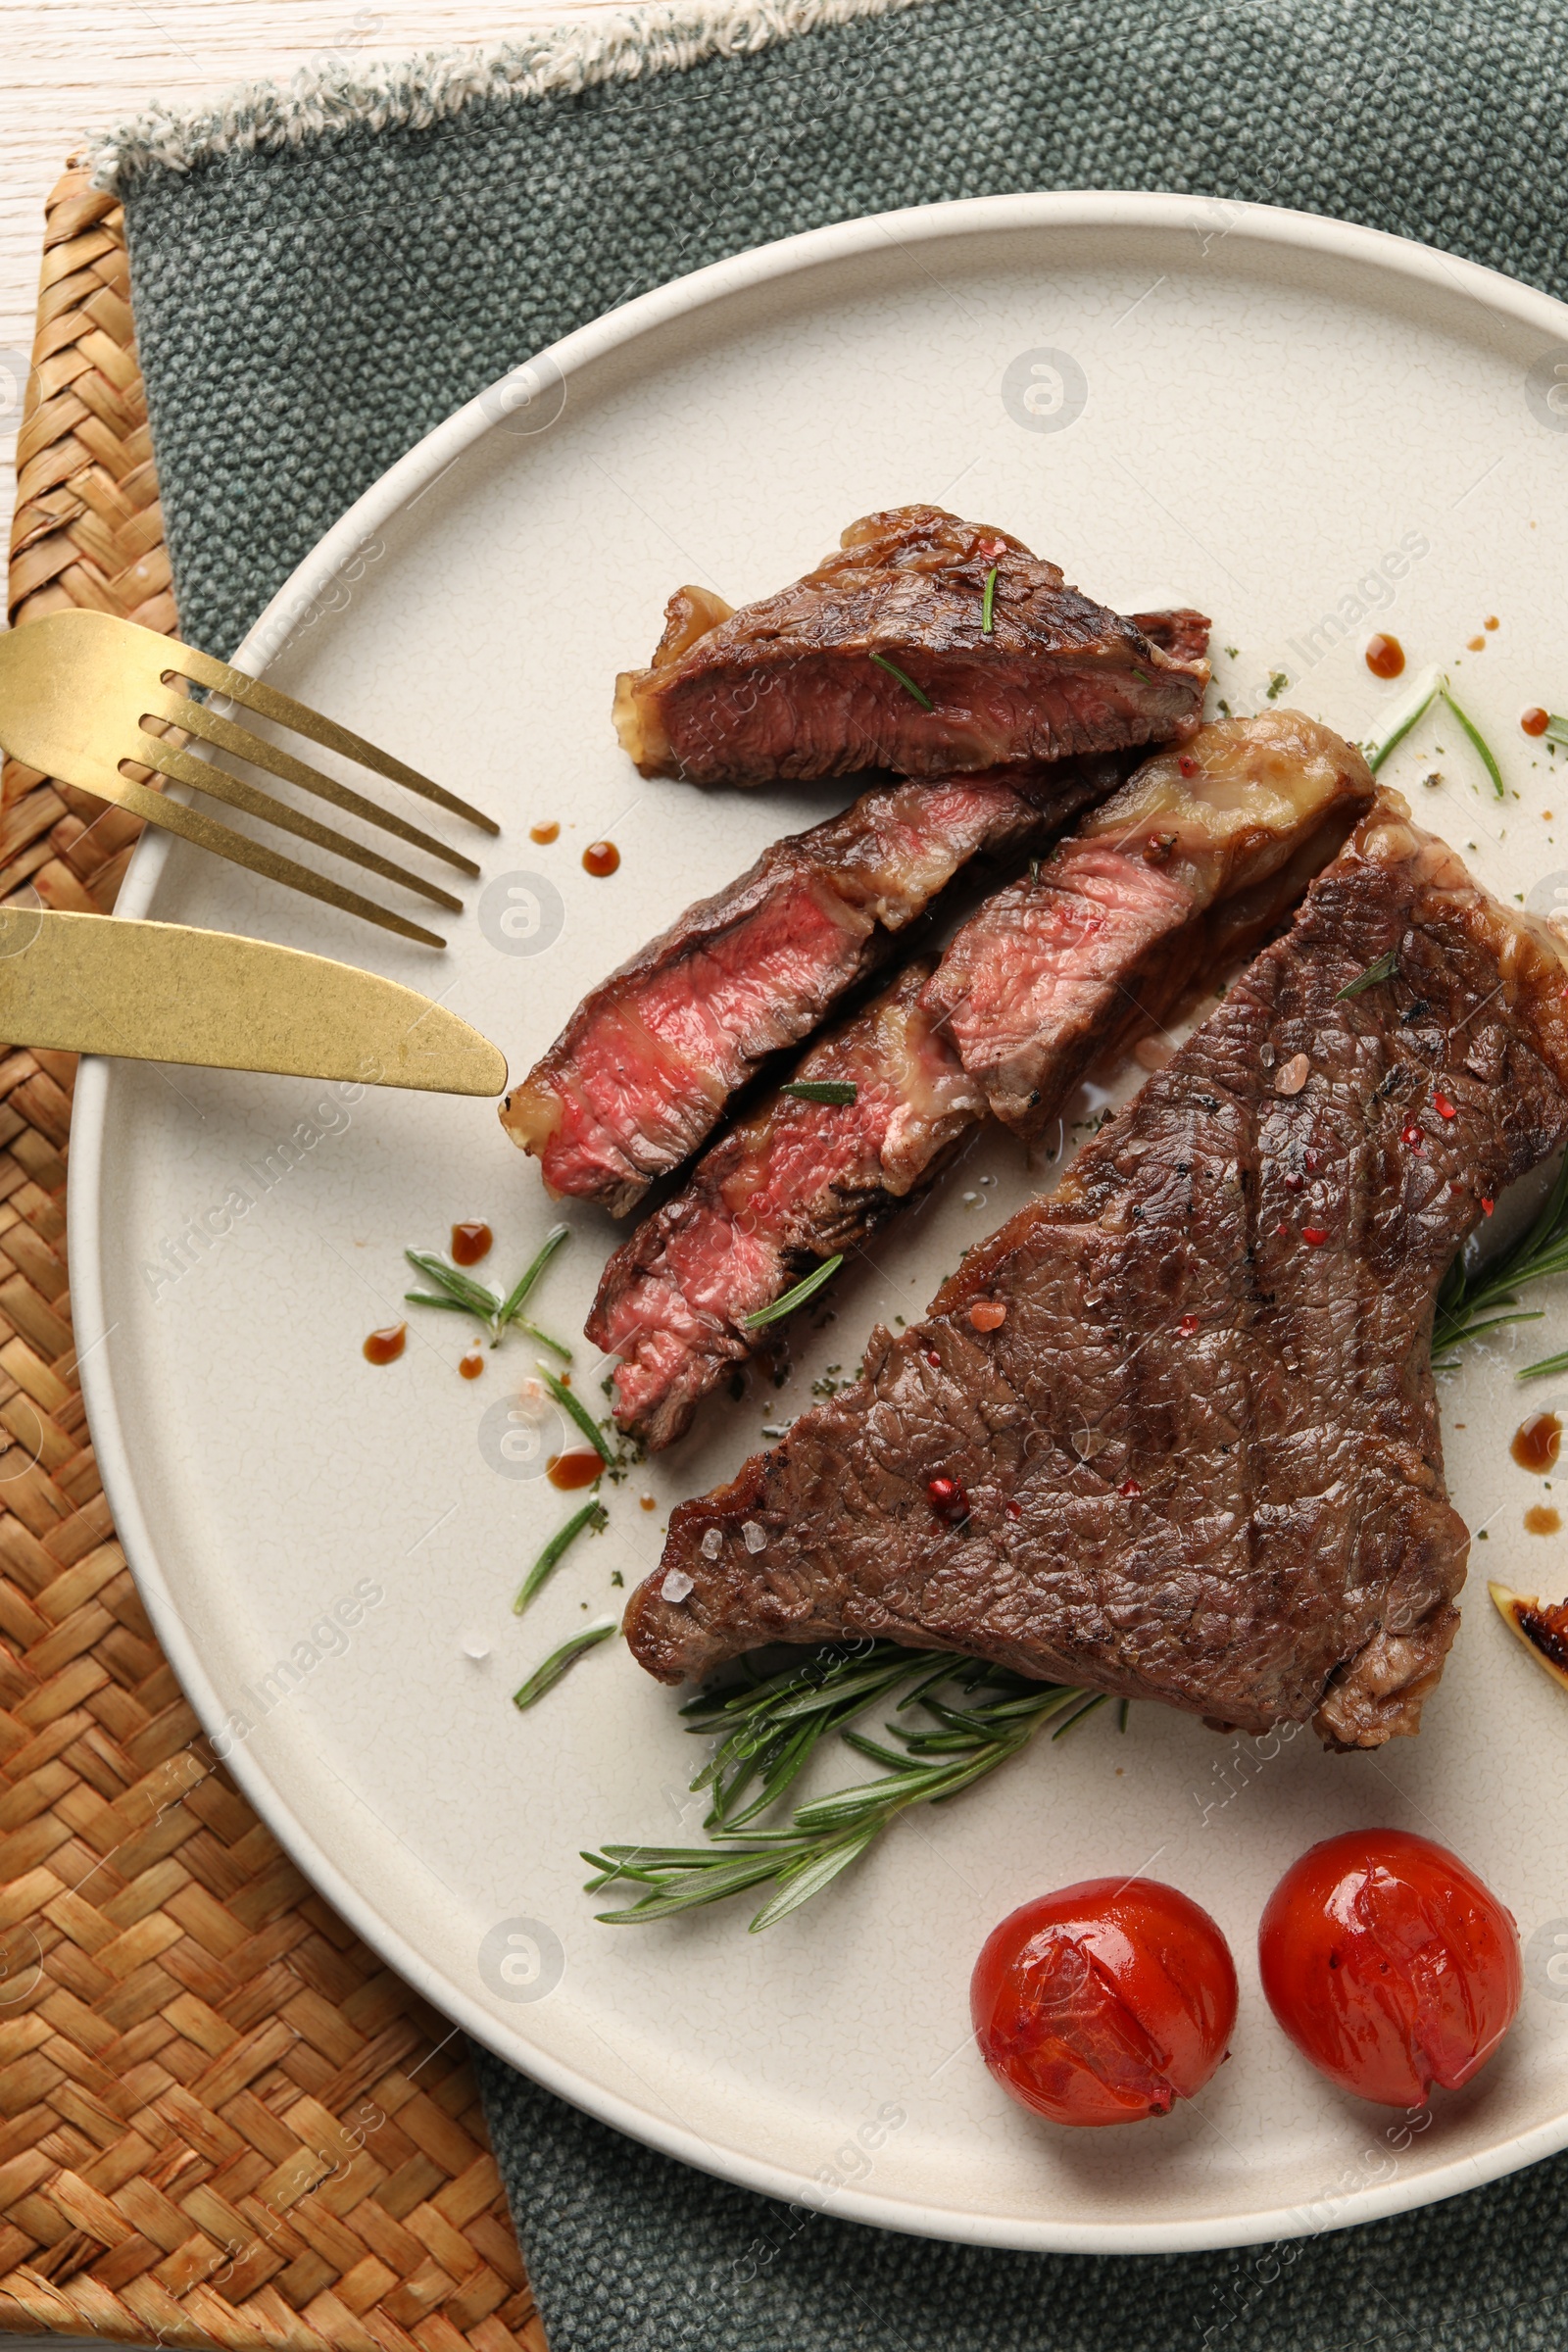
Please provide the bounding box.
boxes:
[613,507,1209,785]
[626,798,1568,1748]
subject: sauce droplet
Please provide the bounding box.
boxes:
[1512,1411,1562,1474]
[1523,707,1551,737]
[460,1351,484,1381]
[1365,634,1405,679]
[1525,1503,1562,1537]
[529,820,560,844]
[640,1493,657,1511]
[451,1219,493,1266]
[548,1450,603,1491]
[364,1323,406,1365]
[1466,635,1486,653]
[583,841,620,877]
[1485,615,1499,631]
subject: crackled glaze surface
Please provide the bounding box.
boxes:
[70,197,1568,2250]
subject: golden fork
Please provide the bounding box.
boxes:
[0,610,499,948]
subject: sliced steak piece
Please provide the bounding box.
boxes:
[612,507,1209,785]
[595,714,1373,1449]
[501,762,1118,1214]
[588,962,982,1448]
[627,797,1568,1748]
[927,711,1376,1136]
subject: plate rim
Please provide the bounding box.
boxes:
[68,187,1568,2253]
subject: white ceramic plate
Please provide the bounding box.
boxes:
[70,194,1568,2253]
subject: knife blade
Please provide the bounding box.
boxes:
[0,906,507,1095]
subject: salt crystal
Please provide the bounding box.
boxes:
[1274,1053,1310,1097]
[461,1636,491,1662]
[700,1527,724,1559]
[742,1520,767,1553]
[962,1191,980,1206]
[662,1568,695,1602]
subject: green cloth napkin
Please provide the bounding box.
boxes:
[99,0,1568,2341]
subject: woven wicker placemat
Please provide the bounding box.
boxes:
[0,169,541,2352]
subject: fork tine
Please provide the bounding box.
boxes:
[136,735,466,914]
[169,645,501,835]
[152,688,482,877]
[112,772,446,948]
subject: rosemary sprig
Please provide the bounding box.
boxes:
[584,1642,1106,1931]
[514,1618,616,1711]
[405,1225,572,1354]
[514,1498,608,1614]
[869,652,935,710]
[743,1251,843,1330]
[1433,1150,1568,1367]
[981,564,998,636]
[536,1363,613,1464]
[781,1080,858,1106]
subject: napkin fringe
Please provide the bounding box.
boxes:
[86,0,938,190]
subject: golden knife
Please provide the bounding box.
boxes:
[0,906,506,1096]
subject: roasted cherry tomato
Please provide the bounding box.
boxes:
[970,1878,1238,2127]
[1258,1830,1521,2107]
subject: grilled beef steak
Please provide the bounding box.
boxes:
[626,797,1568,1748]
[612,507,1210,785]
[594,714,1373,1449]
[501,762,1120,1214]
[589,962,983,1447]
[928,711,1376,1137]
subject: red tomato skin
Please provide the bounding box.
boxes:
[1258,1831,1521,2108]
[970,1878,1239,2128]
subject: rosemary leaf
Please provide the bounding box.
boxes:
[1441,685,1504,799]
[781,1080,858,1106]
[1518,1342,1568,1383]
[514,1618,616,1711]
[1337,948,1400,1001]
[1363,669,1441,772]
[748,1826,882,1932]
[743,1252,844,1331]
[514,1498,608,1614]
[514,1316,572,1362]
[981,564,998,636]
[1545,713,1568,750]
[498,1223,570,1329]
[404,1249,501,1322]
[536,1364,614,1463]
[869,652,935,710]
[404,1290,480,1315]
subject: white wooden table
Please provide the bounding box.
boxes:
[0,0,615,565]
